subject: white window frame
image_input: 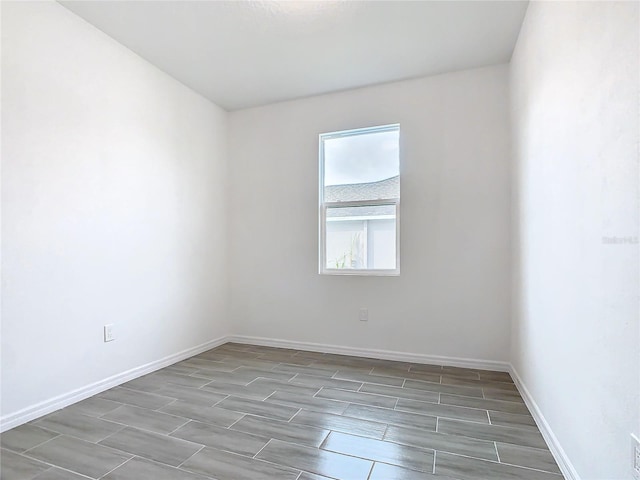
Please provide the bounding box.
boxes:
[319,124,400,276]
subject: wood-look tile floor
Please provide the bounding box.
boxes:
[1,343,564,480]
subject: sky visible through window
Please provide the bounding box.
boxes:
[324,129,399,186]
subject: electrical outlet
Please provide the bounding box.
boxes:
[103,324,114,342]
[632,434,640,480]
[359,308,368,322]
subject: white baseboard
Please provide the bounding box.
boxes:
[0,335,230,433]
[228,335,511,372]
[510,364,580,480]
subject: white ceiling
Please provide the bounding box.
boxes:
[60,1,529,111]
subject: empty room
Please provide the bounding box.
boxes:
[1,1,638,479]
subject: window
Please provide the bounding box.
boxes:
[319,124,400,275]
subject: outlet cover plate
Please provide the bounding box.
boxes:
[104,324,114,342]
[358,308,368,322]
[632,434,640,480]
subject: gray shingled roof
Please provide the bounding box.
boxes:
[324,175,399,202]
[325,176,398,218]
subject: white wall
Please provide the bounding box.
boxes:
[228,65,512,362]
[510,2,639,478]
[1,1,229,423]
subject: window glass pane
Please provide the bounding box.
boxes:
[323,128,399,202]
[325,204,396,270]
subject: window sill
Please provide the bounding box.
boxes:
[320,269,400,277]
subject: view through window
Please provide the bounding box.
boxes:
[319,124,400,274]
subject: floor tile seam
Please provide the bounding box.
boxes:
[320,444,434,474]
[2,447,62,469]
[188,366,243,379]
[286,408,303,423]
[99,403,190,422]
[203,387,273,402]
[291,377,363,390]
[332,376,406,388]
[38,410,130,432]
[225,413,248,429]
[209,393,230,407]
[287,409,303,424]
[438,417,544,435]
[97,455,135,479]
[56,465,96,479]
[270,429,505,474]
[184,442,303,477]
[86,417,184,439]
[418,444,504,465]
[166,417,193,435]
[323,426,389,444]
[321,385,408,401]
[313,388,401,409]
[1,428,63,454]
[176,444,207,469]
[427,429,550,453]
[263,394,351,413]
[112,385,165,395]
[400,411,492,426]
[339,407,439,429]
[67,399,128,415]
[7,452,94,480]
[493,440,553,453]
[381,430,501,460]
[442,382,520,394]
[365,461,375,480]
[490,421,541,432]
[401,383,485,399]
[259,437,380,470]
[321,428,441,459]
[110,385,176,400]
[408,365,444,374]
[251,438,273,459]
[100,424,210,460]
[433,450,563,476]
[496,461,563,476]
[20,430,99,454]
[231,423,331,447]
[383,423,548,455]
[217,404,299,424]
[20,438,136,474]
[197,377,253,387]
[155,398,178,410]
[442,373,514,384]
[394,398,490,416]
[273,364,329,374]
[253,379,322,396]
[150,376,212,389]
[440,391,529,406]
